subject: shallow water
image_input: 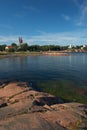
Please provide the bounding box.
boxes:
[0,53,87,87]
[0,52,87,103]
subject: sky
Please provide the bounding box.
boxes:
[0,0,87,45]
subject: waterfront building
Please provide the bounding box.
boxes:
[68,44,72,49]
[5,46,14,50]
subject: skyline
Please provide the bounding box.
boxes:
[0,0,87,45]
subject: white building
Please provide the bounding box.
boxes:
[68,44,72,49]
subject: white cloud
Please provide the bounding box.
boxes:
[72,0,81,8]
[0,36,18,44]
[27,32,87,45]
[76,6,87,26]
[75,21,83,26]
[23,5,39,12]
[14,5,39,19]
[62,14,70,21]
[72,0,87,26]
[0,29,87,45]
[15,13,25,18]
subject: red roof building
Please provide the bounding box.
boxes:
[5,46,14,50]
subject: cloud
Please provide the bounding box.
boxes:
[75,21,82,26]
[62,14,70,21]
[14,5,39,19]
[15,13,25,18]
[72,0,81,8]
[27,31,87,45]
[0,29,87,45]
[0,36,18,44]
[23,5,39,12]
[73,0,87,26]
[76,6,87,26]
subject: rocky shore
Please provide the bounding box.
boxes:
[0,82,87,130]
[0,51,70,58]
[42,51,69,56]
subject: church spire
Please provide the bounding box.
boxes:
[19,37,23,46]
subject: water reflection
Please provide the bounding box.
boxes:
[0,53,87,87]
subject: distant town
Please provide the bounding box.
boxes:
[0,37,87,52]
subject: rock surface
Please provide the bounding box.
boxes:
[0,82,87,130]
[42,52,69,56]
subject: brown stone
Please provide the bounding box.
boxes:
[0,82,86,130]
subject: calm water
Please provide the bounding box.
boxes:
[0,53,87,88]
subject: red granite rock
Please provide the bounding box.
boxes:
[0,82,86,130]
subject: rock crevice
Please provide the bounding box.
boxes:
[0,82,86,130]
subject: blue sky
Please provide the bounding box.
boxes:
[0,0,87,45]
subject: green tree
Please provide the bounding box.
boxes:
[7,48,15,52]
[41,45,49,51]
[0,44,6,51]
[11,43,18,51]
[19,43,29,51]
[28,45,41,51]
[84,46,87,51]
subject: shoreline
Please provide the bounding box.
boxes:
[0,51,70,59]
[0,51,87,58]
[42,51,70,56]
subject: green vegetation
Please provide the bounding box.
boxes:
[72,119,82,130]
[36,80,87,104]
[0,42,87,53]
[84,46,87,51]
[0,44,6,51]
[0,52,7,55]
[0,43,69,52]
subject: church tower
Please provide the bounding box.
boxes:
[19,37,23,46]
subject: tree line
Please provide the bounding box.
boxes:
[0,43,69,52]
[0,43,87,52]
